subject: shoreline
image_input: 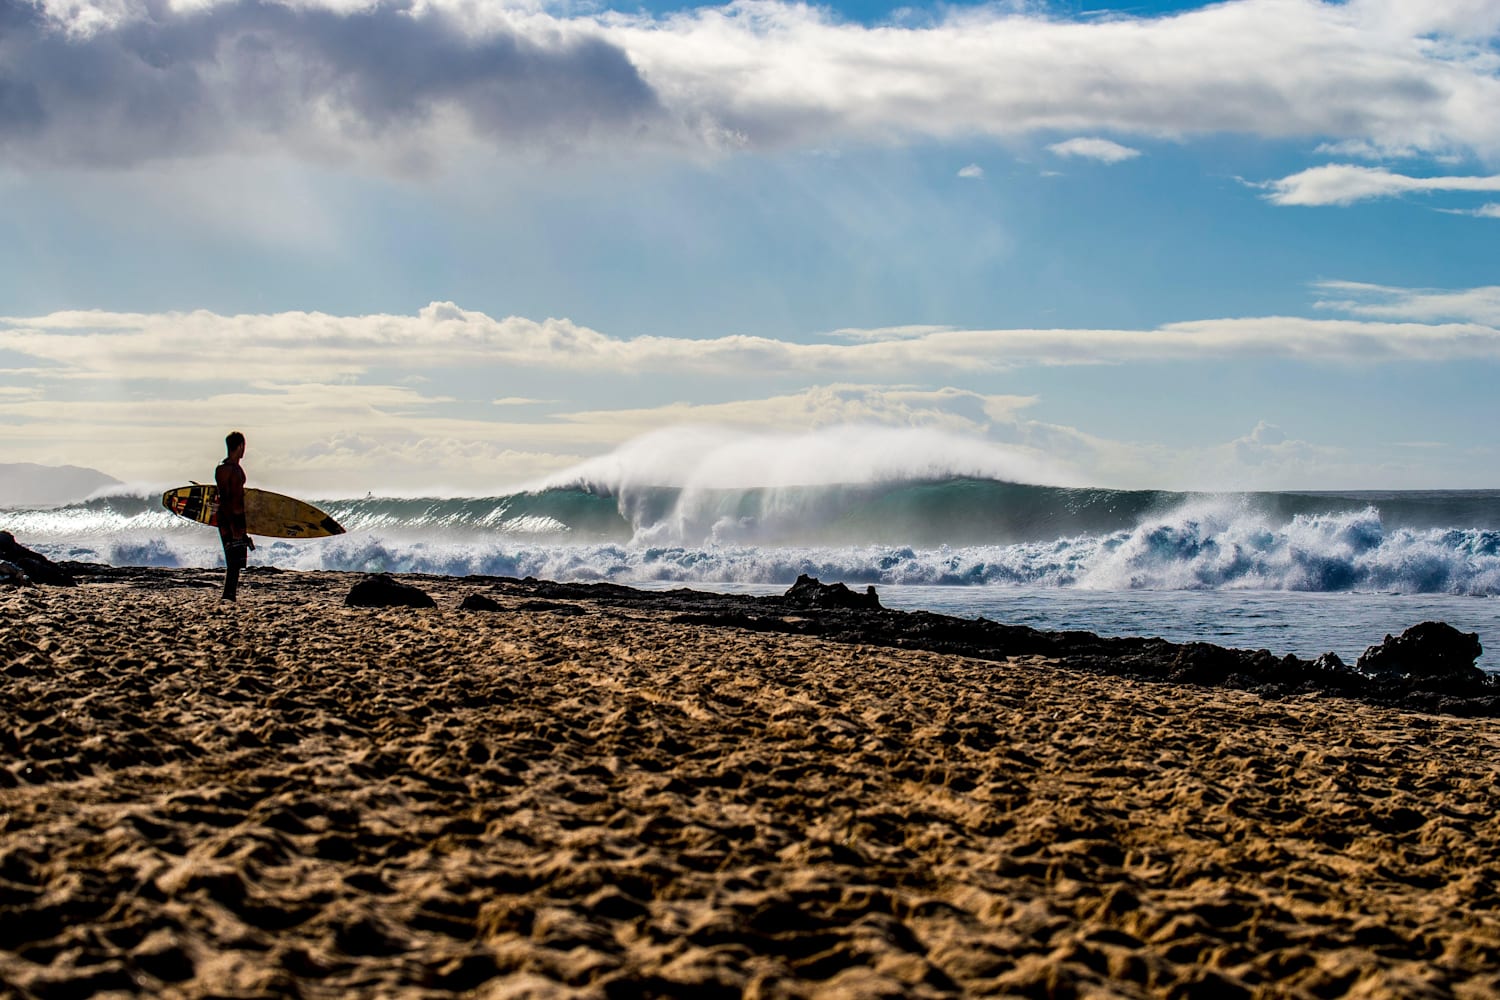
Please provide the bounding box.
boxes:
[58,562,1500,717]
[3,566,1499,997]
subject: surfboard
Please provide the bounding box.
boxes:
[161,485,346,539]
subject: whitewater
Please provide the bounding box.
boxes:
[5,429,1499,669]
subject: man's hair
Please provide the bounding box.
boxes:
[226,430,245,454]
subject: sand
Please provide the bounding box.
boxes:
[2,567,1498,999]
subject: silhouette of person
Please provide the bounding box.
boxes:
[216,431,254,601]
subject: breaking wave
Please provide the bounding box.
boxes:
[6,478,1500,595]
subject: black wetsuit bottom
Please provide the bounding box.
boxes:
[221,535,248,601]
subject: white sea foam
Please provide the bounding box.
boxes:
[20,504,1500,596]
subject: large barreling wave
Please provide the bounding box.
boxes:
[6,428,1500,595]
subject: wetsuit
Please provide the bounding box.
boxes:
[215,456,248,601]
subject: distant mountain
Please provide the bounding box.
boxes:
[0,463,122,508]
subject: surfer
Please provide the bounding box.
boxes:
[216,431,254,601]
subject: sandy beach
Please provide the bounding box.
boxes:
[2,566,1499,999]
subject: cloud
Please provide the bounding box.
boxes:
[3,288,1497,492]
[0,379,607,493]
[0,377,1060,493]
[557,384,1038,437]
[1443,202,1500,218]
[1312,281,1500,326]
[0,0,667,170]
[4,295,1500,395]
[1312,139,1420,160]
[825,323,952,342]
[617,0,1500,156]
[0,366,1481,492]
[1046,137,1142,163]
[5,0,1500,168]
[957,163,984,179]
[1261,165,1500,206]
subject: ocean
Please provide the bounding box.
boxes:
[7,476,1500,671]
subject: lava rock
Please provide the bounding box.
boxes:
[345,574,436,609]
[0,531,75,586]
[1311,651,1348,673]
[0,559,32,587]
[459,593,503,612]
[1356,621,1485,687]
[783,574,881,610]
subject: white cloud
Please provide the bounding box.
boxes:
[4,297,1500,398]
[557,384,1037,436]
[1312,281,1500,326]
[617,0,1500,156]
[0,380,611,493]
[957,163,984,179]
[1343,0,1500,42]
[1443,202,1500,218]
[1046,137,1142,163]
[0,378,1059,493]
[1261,165,1500,206]
[1,290,1496,491]
[6,0,1500,169]
[825,323,952,342]
[1312,139,1419,160]
[0,366,1483,492]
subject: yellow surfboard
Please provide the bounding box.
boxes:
[161,485,346,539]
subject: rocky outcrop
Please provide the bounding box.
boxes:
[459,593,503,612]
[0,560,32,587]
[0,532,75,586]
[344,574,436,609]
[1357,622,1485,689]
[782,574,881,610]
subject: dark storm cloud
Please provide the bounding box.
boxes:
[0,0,666,166]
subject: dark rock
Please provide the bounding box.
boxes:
[1311,652,1347,673]
[1167,642,1245,684]
[782,574,881,610]
[459,593,502,612]
[0,559,32,587]
[0,532,75,586]
[345,574,436,609]
[1356,622,1484,687]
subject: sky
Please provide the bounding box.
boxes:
[1,0,1498,496]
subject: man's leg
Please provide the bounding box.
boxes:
[222,539,244,601]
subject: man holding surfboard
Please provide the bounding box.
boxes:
[216,431,254,601]
[160,447,344,576]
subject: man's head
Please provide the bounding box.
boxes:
[226,430,246,459]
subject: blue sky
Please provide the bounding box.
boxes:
[1,0,1498,495]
